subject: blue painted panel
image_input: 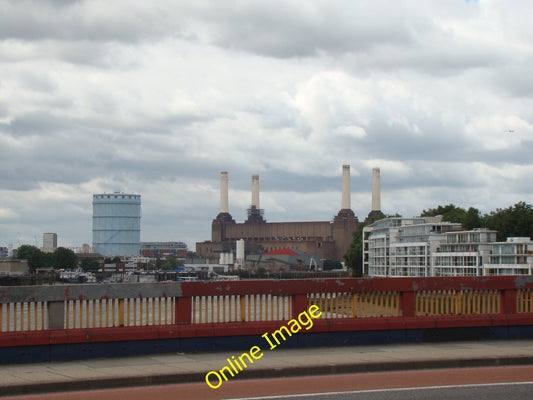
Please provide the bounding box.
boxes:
[1,325,532,364]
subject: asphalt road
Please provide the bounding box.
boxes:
[243,383,533,400]
[3,366,533,400]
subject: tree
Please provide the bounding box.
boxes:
[442,208,467,224]
[421,204,462,218]
[421,204,466,223]
[462,207,483,230]
[344,214,387,277]
[80,258,101,273]
[39,252,55,269]
[484,201,533,241]
[420,204,482,230]
[323,260,342,271]
[161,256,182,270]
[53,247,78,269]
[15,245,42,272]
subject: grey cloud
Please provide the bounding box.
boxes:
[1,118,228,191]
[196,2,426,58]
[0,1,440,60]
[358,38,509,77]
[4,112,83,137]
[494,63,533,98]
[469,140,533,165]
[0,0,521,79]
[360,120,468,162]
[0,1,187,43]
[51,42,129,68]
[16,71,58,93]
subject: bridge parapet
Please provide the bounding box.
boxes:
[0,277,532,332]
[0,277,532,362]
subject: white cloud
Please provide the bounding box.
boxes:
[0,207,18,219]
[465,114,532,150]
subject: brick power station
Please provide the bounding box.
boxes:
[196,166,383,262]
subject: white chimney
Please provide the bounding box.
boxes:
[372,167,381,211]
[341,165,351,210]
[251,174,260,209]
[220,171,229,213]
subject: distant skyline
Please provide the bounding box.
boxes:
[0,0,532,251]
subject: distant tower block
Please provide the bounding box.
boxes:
[341,165,351,210]
[372,167,381,211]
[220,171,229,214]
[42,233,57,253]
[247,174,265,223]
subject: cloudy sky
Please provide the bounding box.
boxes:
[0,0,532,251]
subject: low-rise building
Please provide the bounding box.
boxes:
[140,242,187,259]
[0,247,9,258]
[246,248,321,270]
[0,259,29,276]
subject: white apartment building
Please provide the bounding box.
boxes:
[485,237,533,276]
[364,217,462,277]
[432,229,497,276]
[364,217,533,277]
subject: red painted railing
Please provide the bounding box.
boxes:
[0,276,532,349]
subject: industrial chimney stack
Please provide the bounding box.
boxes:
[333,164,358,260]
[365,167,385,222]
[251,174,260,210]
[341,164,351,210]
[371,167,381,211]
[246,174,265,223]
[212,171,235,243]
[220,171,229,214]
